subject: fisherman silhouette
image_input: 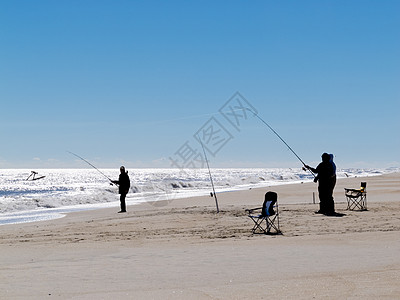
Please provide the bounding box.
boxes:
[112,166,130,213]
[305,153,336,216]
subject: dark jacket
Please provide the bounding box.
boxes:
[115,172,130,194]
[310,161,334,186]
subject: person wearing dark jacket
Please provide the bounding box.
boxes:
[305,153,336,215]
[112,166,130,213]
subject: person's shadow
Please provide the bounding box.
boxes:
[326,212,346,217]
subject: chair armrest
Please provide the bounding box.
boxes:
[344,188,361,192]
[245,207,262,214]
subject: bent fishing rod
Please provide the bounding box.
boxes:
[67,151,115,185]
[245,108,316,178]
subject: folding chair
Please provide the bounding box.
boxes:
[344,182,367,211]
[246,191,281,235]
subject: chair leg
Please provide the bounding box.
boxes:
[346,194,367,211]
[250,217,267,234]
[249,215,281,235]
[267,215,281,234]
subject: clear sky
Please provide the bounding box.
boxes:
[1,1,399,169]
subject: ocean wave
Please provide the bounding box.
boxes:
[0,167,398,217]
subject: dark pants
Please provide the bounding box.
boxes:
[120,193,127,212]
[318,178,335,214]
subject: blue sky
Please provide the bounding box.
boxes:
[1,1,399,169]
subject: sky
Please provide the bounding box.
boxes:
[1,0,399,169]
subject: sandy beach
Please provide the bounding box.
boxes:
[0,173,399,299]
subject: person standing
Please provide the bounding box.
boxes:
[112,166,130,213]
[305,153,336,215]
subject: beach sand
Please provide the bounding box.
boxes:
[0,173,399,299]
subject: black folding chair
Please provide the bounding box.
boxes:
[344,182,367,211]
[246,191,281,235]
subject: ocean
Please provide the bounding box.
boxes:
[0,167,397,225]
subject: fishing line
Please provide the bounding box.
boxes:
[245,108,315,177]
[197,136,220,213]
[67,151,115,185]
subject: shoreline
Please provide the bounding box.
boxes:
[0,170,393,226]
[0,172,399,299]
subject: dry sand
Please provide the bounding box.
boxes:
[0,173,399,299]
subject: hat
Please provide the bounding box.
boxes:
[321,153,330,162]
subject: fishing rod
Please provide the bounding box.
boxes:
[197,136,220,213]
[245,108,316,178]
[67,151,115,185]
